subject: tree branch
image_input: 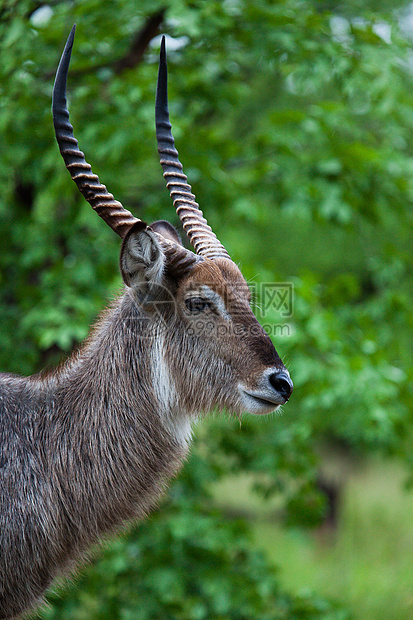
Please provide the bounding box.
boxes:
[113,8,166,75]
[44,8,166,81]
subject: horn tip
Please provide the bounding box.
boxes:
[67,24,76,51]
[159,35,166,66]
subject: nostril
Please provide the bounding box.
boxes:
[269,371,293,401]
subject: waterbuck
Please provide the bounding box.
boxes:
[0,26,293,619]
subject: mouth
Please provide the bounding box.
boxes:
[240,390,281,414]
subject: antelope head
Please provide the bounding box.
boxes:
[52,26,293,417]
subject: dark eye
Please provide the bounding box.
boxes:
[185,297,210,314]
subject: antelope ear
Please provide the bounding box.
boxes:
[120,222,165,292]
[149,220,184,247]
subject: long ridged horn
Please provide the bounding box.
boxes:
[53,27,199,276]
[52,25,139,238]
[156,36,230,260]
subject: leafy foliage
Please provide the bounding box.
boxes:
[42,495,346,619]
[1,0,412,617]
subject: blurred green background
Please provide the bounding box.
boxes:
[1,1,412,618]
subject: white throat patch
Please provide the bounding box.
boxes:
[150,331,193,447]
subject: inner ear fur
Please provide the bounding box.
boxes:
[120,222,165,291]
